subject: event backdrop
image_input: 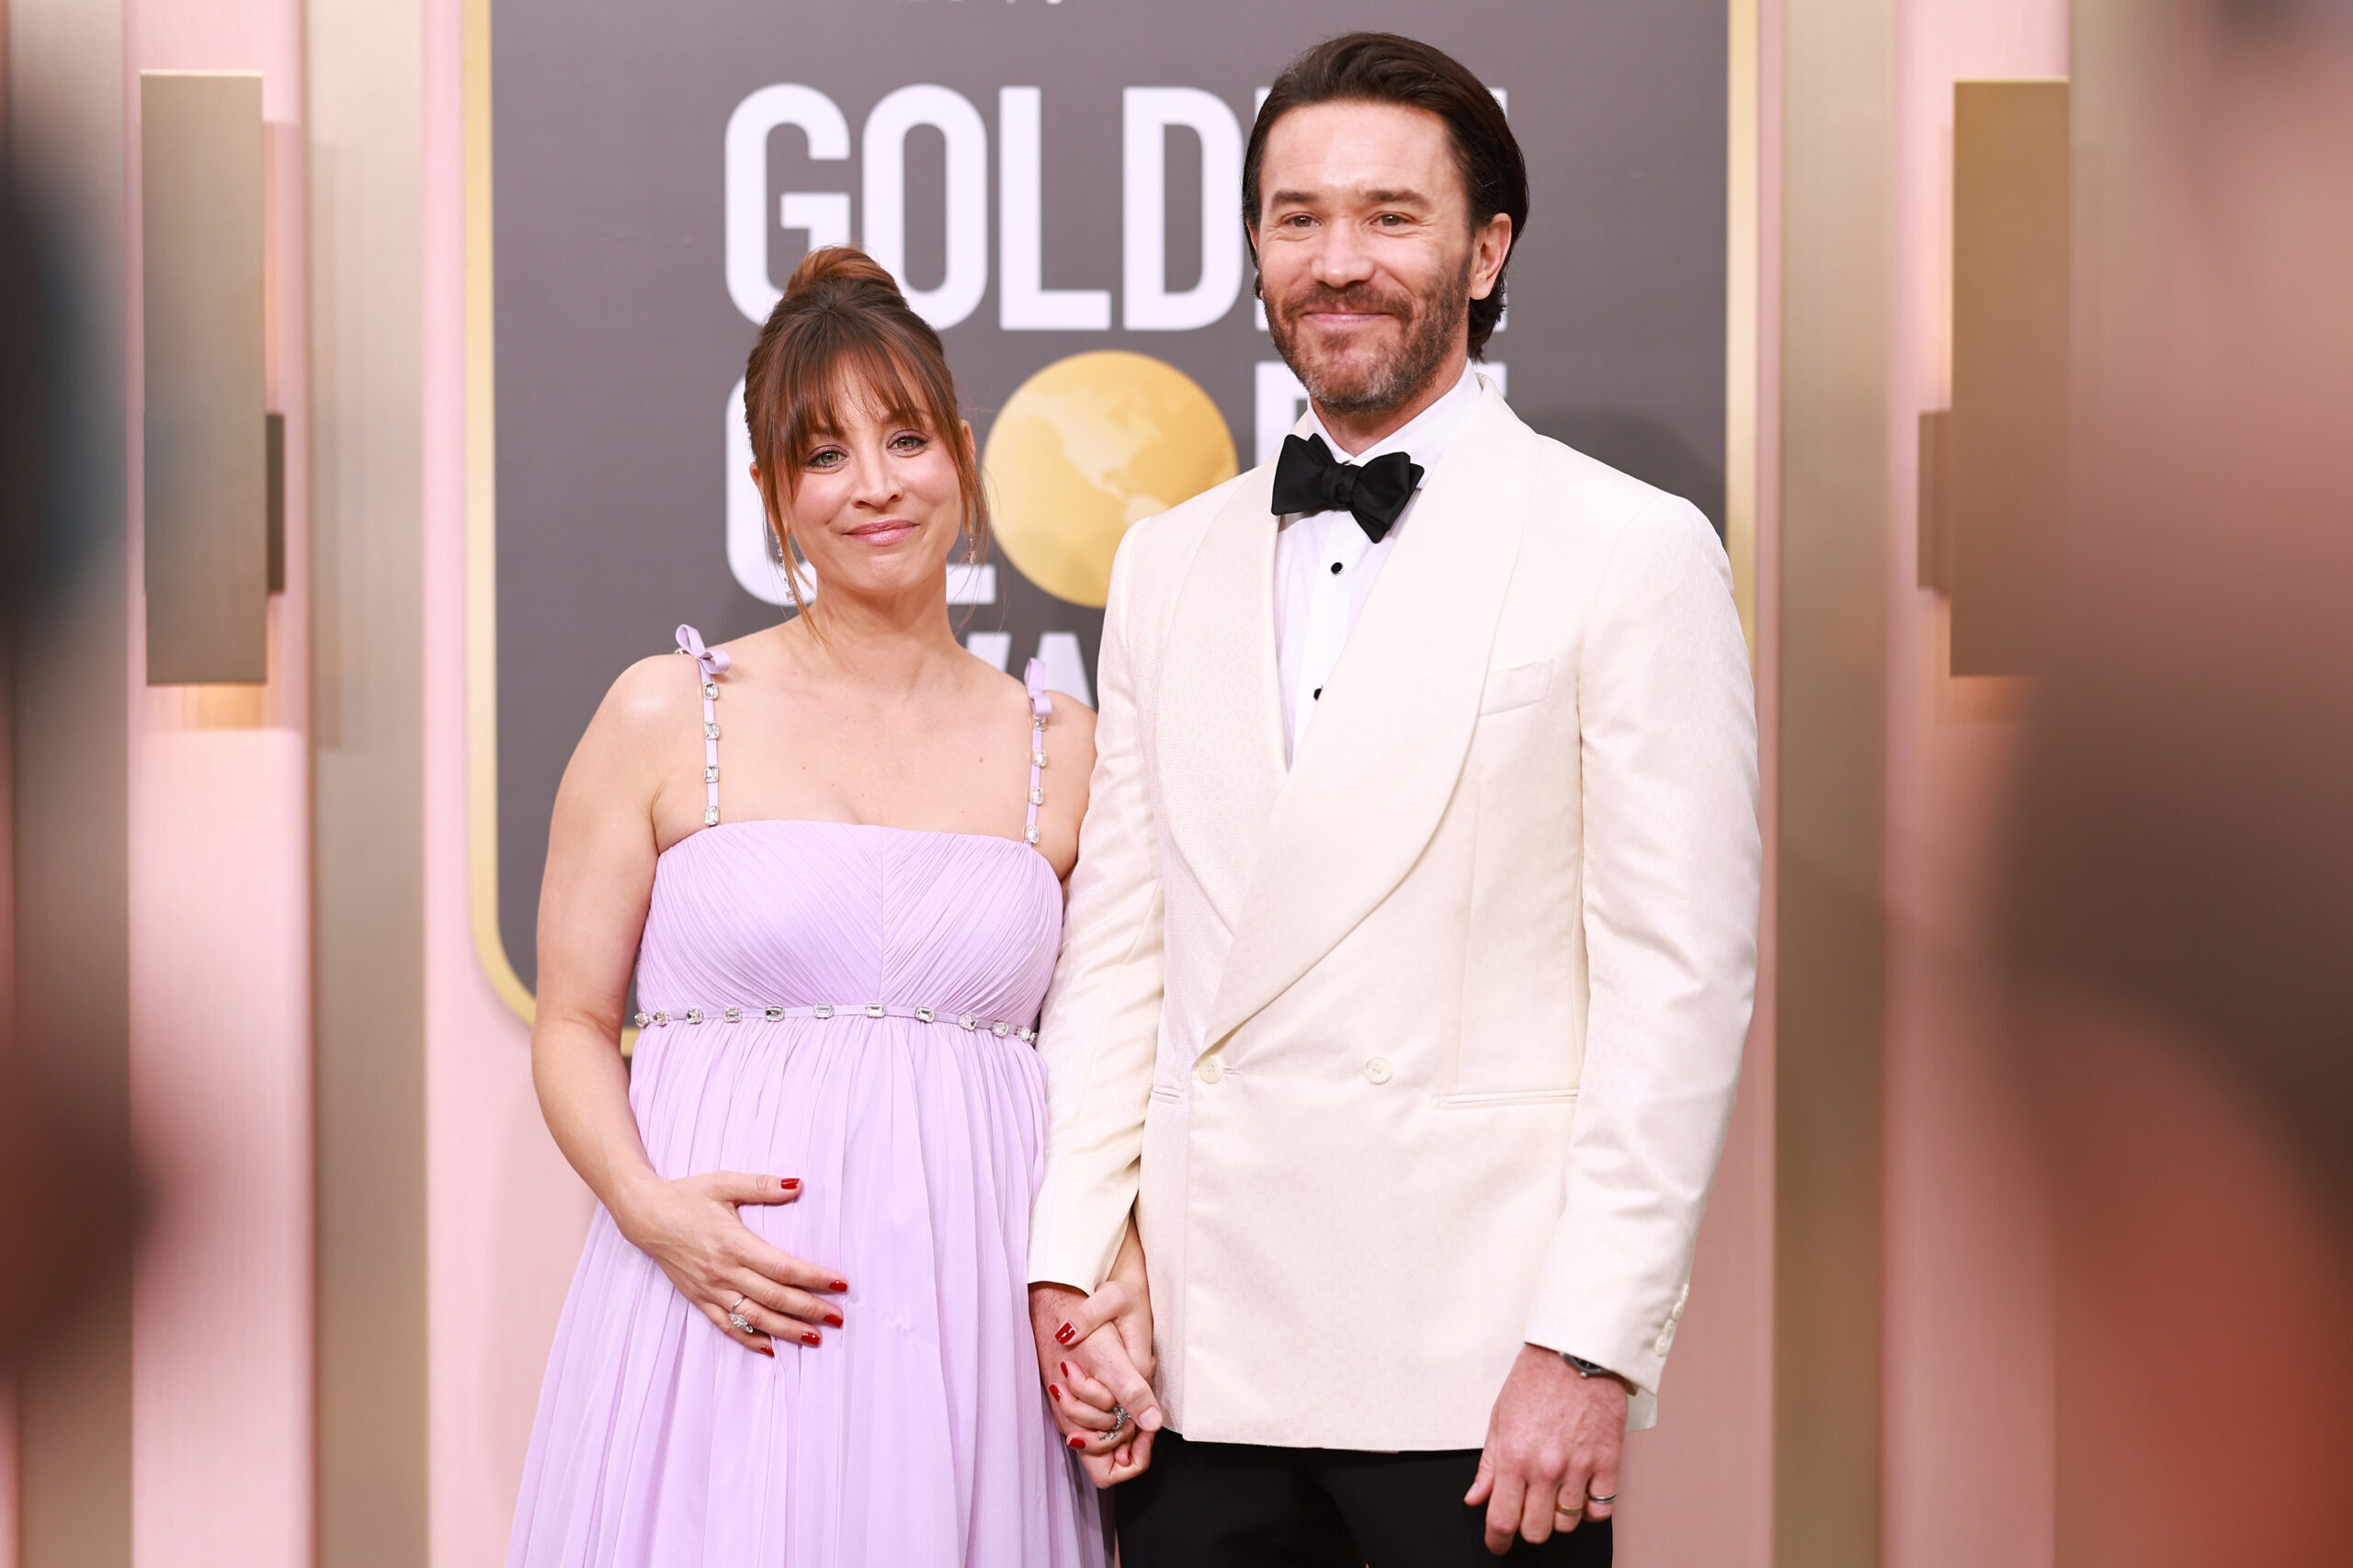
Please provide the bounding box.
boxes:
[488,0,1728,996]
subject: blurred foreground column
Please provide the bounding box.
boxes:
[6,2,135,1564]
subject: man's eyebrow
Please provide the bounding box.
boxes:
[1263,186,1436,210]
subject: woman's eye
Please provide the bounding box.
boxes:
[807,449,843,469]
[891,433,927,452]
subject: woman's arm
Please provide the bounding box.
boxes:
[531,655,846,1354]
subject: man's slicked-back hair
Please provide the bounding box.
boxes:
[1244,32,1527,357]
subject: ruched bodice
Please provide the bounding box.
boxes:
[507,631,1101,1568]
[636,820,1062,1030]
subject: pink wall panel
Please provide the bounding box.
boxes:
[128,732,311,1568]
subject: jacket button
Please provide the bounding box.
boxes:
[1196,1057,1224,1085]
[1364,1056,1393,1085]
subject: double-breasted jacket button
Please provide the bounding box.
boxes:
[1363,1056,1394,1085]
[1196,1057,1225,1085]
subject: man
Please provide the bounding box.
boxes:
[1029,32,1759,1564]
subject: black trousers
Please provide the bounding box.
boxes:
[1113,1431,1612,1568]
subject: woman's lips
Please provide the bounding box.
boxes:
[847,520,919,545]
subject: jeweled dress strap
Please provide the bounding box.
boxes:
[676,624,731,827]
[1023,658,1051,848]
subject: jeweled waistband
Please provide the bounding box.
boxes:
[632,1002,1039,1043]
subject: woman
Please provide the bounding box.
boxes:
[508,247,1146,1566]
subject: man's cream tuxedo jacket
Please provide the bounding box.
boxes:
[1029,382,1761,1449]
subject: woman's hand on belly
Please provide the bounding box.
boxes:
[615,1169,848,1355]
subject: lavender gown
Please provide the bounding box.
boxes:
[507,628,1104,1568]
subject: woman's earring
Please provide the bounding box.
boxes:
[767,527,786,567]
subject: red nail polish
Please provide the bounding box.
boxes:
[801,1330,821,1346]
[757,1345,775,1358]
[781,1178,800,1190]
[1049,1384,1063,1402]
[824,1312,843,1328]
[830,1279,849,1293]
[1067,1436,1086,1450]
[1059,1362,1074,1380]
[1055,1323,1075,1345]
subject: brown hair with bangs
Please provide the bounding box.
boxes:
[741,246,989,619]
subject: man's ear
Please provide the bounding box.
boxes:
[1468,213,1514,301]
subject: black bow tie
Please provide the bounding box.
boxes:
[1270,434,1425,543]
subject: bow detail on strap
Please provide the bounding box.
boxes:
[1023,658,1053,720]
[676,623,732,679]
[1269,433,1425,543]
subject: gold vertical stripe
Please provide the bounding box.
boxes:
[460,0,541,1030]
[1774,0,1892,1564]
[1727,0,1761,655]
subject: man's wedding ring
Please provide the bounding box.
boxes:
[726,1294,752,1334]
[1586,1491,1617,1506]
[1554,1500,1584,1519]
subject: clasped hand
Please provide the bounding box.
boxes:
[1029,1279,1162,1488]
[618,1169,847,1354]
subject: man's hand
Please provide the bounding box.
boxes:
[1463,1344,1627,1553]
[1029,1281,1163,1488]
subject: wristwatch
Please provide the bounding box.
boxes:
[1563,1353,1616,1380]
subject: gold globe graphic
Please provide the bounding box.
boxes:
[983,351,1239,608]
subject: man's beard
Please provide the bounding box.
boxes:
[1265,254,1473,420]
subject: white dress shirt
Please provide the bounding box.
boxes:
[1273,363,1488,763]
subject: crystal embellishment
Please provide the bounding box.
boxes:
[633,1011,651,1028]
[705,722,721,740]
[701,682,718,700]
[915,1007,935,1024]
[813,1004,834,1020]
[704,807,720,826]
[1031,750,1048,767]
[960,1014,979,1030]
[763,1006,785,1022]
[722,1006,742,1022]
[704,765,718,783]
[865,1003,887,1018]
[684,1008,705,1024]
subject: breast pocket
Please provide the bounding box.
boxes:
[1478,659,1555,716]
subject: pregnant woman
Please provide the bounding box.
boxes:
[507,247,1149,1565]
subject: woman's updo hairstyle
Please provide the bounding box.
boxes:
[742,246,989,613]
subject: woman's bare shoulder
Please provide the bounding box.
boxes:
[597,651,703,739]
[562,652,710,796]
